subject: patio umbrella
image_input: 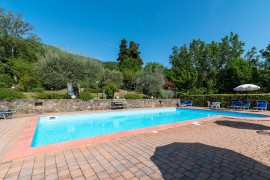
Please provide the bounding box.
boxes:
[233,84,260,92]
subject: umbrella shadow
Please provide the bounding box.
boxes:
[150,142,270,179]
[215,120,270,130]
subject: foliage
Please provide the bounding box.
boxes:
[218,58,252,93]
[169,32,249,94]
[37,49,104,90]
[101,69,123,87]
[260,43,270,67]
[103,61,119,70]
[19,74,41,91]
[0,88,25,100]
[103,83,119,99]
[0,74,13,88]
[124,93,142,99]
[84,88,102,93]
[117,39,129,63]
[163,80,175,89]
[117,39,143,88]
[34,92,70,99]
[0,8,40,59]
[179,94,270,110]
[135,67,165,97]
[159,90,175,99]
[79,92,94,101]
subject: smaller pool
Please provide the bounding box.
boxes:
[31,108,269,147]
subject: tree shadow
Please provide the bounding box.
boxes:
[150,142,270,179]
[215,120,270,130]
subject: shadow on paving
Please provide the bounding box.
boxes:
[150,142,270,179]
[215,120,270,130]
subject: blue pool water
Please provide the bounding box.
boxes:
[31,108,269,147]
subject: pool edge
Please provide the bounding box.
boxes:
[3,109,270,163]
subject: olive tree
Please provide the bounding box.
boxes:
[135,68,165,97]
[37,50,104,90]
[101,69,123,87]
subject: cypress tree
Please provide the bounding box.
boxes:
[117,38,129,64]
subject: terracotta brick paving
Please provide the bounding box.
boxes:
[1,115,270,179]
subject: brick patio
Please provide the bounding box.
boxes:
[1,114,270,179]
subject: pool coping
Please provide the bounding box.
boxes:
[3,108,270,163]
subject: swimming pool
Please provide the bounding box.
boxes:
[31,108,269,147]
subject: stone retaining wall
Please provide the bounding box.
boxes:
[0,99,179,114]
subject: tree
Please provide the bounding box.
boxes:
[117,38,143,88]
[218,58,252,93]
[168,32,247,94]
[245,47,260,67]
[144,62,165,73]
[117,38,129,64]
[0,8,40,59]
[259,43,270,92]
[103,83,118,99]
[103,61,119,70]
[37,50,104,89]
[128,41,143,67]
[135,68,165,97]
[169,45,198,92]
[101,69,123,87]
[0,8,42,87]
[19,74,41,91]
[260,43,270,68]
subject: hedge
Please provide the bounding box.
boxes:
[0,88,25,100]
[124,94,143,99]
[84,88,102,93]
[35,92,70,99]
[179,94,270,110]
[79,92,94,101]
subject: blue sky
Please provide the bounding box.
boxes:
[1,0,270,66]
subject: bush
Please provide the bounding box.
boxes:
[0,88,25,100]
[79,92,94,101]
[103,83,119,99]
[159,90,175,99]
[0,74,13,88]
[35,92,70,99]
[124,94,143,99]
[84,88,102,93]
[179,94,270,110]
[19,75,41,91]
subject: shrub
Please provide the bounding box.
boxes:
[124,94,143,99]
[103,83,119,99]
[79,92,94,101]
[35,92,70,99]
[19,75,41,91]
[160,90,175,99]
[179,94,270,110]
[0,74,13,88]
[0,88,25,100]
[84,88,102,93]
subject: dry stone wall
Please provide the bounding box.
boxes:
[0,99,179,114]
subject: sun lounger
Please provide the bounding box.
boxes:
[239,101,250,110]
[185,100,193,106]
[0,110,16,119]
[253,100,268,110]
[178,100,186,107]
[228,100,241,109]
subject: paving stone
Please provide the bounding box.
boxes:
[1,117,270,179]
